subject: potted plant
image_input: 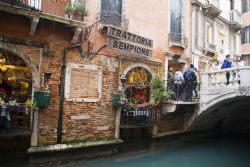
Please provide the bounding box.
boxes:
[73,1,88,20]
[64,3,73,19]
[150,76,173,104]
[25,99,38,114]
[150,76,175,114]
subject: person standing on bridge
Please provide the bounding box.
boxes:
[184,64,197,101]
[221,55,232,85]
[173,68,184,99]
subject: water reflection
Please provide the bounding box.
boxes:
[60,135,250,167]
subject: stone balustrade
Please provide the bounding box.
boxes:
[200,67,250,90]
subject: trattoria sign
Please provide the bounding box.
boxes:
[107,26,153,57]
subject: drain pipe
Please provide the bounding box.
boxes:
[57,43,83,144]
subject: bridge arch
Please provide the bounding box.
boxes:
[187,96,250,133]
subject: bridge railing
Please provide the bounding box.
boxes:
[200,66,250,89]
[167,80,200,102]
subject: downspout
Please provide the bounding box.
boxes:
[57,43,83,144]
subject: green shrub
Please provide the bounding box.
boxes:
[150,76,173,104]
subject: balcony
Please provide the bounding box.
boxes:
[97,10,129,30]
[168,33,188,49]
[229,10,242,31]
[120,104,159,128]
[203,0,221,17]
[0,0,84,41]
[0,0,85,26]
[191,0,221,17]
[204,41,216,54]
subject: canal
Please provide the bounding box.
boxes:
[59,134,250,167]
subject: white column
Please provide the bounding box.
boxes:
[115,107,121,138]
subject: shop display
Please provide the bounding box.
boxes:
[0,50,32,131]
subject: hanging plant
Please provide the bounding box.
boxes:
[25,99,38,114]
[150,76,173,104]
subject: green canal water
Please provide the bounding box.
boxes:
[60,135,250,167]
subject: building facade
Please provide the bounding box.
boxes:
[0,0,194,158]
[191,0,242,72]
[241,0,250,64]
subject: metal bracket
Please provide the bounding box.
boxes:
[89,44,107,60]
[87,41,94,57]
[84,21,101,40]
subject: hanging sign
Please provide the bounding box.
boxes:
[107,26,153,57]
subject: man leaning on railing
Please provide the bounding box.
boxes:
[221,55,232,85]
[184,64,198,101]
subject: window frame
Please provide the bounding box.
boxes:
[64,63,103,102]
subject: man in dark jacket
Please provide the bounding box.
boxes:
[221,55,232,85]
[184,64,197,101]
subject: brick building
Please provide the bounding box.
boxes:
[0,0,194,162]
[241,0,250,64]
[191,0,242,72]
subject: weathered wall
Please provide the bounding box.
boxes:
[84,0,191,61]
[157,105,195,133]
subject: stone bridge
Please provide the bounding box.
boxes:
[184,67,250,133]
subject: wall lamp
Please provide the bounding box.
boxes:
[44,71,52,89]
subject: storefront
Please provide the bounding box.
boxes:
[0,48,32,132]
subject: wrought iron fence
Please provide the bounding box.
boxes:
[98,10,129,29]
[167,80,200,102]
[3,0,85,21]
[205,0,219,8]
[205,41,216,52]
[230,9,241,24]
[168,33,188,48]
[120,104,159,127]
[0,104,30,132]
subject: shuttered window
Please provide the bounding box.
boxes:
[100,0,122,25]
[65,63,102,102]
[242,26,250,44]
[170,0,183,42]
[242,0,249,13]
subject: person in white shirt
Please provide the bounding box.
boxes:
[173,68,184,99]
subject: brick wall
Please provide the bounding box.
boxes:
[61,55,119,143]
[0,11,165,146]
[157,105,195,133]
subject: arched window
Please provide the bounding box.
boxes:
[124,67,152,104]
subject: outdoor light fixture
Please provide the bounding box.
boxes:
[120,75,127,85]
[44,71,52,89]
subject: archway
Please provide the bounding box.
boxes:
[124,66,153,104]
[0,43,40,150]
[187,97,250,135]
[121,63,155,104]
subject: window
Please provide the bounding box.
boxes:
[241,26,250,44]
[242,0,249,13]
[230,0,234,10]
[229,34,235,52]
[65,63,103,102]
[205,21,213,43]
[100,0,122,25]
[170,0,183,43]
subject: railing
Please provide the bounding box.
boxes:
[167,80,200,102]
[205,0,219,8]
[200,67,250,89]
[0,104,30,133]
[98,10,129,29]
[168,33,188,48]
[230,9,241,24]
[204,41,216,52]
[120,104,159,127]
[2,0,85,21]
